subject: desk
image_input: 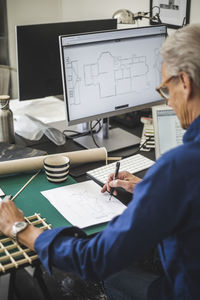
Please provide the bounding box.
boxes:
[0,172,108,236]
[0,123,155,300]
[12,122,155,219]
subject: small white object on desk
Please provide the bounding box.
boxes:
[41,181,126,228]
[140,117,155,151]
[10,96,85,138]
[10,96,66,124]
[0,188,5,197]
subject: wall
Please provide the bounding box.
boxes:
[60,0,148,22]
[6,0,200,98]
[61,0,200,24]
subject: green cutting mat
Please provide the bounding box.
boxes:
[0,171,107,235]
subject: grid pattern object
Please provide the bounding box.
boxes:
[0,213,51,273]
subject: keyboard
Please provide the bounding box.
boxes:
[87,154,154,185]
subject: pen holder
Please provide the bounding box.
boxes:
[43,156,70,183]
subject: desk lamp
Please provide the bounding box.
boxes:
[112,8,162,25]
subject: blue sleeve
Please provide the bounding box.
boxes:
[35,155,189,281]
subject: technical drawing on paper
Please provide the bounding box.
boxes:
[160,0,179,10]
[65,189,120,220]
[41,181,126,228]
[84,51,149,99]
[152,0,184,27]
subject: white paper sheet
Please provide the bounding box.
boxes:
[0,188,5,197]
[41,181,126,228]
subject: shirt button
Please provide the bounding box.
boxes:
[74,233,78,237]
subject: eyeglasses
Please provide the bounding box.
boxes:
[156,76,178,101]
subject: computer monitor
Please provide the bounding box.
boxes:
[16,19,117,101]
[152,105,185,159]
[59,25,167,152]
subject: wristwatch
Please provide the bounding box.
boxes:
[12,221,29,243]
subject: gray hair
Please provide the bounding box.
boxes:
[161,24,200,90]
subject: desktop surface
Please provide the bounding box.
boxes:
[13,121,154,203]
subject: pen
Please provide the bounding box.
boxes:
[109,161,120,200]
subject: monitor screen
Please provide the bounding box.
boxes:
[60,25,166,126]
[16,19,117,101]
[152,105,185,159]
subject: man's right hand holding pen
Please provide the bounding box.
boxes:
[101,170,142,196]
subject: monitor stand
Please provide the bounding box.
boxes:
[74,118,140,152]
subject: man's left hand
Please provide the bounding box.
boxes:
[0,199,25,237]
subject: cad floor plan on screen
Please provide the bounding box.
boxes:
[66,51,154,102]
[63,32,164,120]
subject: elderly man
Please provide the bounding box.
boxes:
[1,24,200,299]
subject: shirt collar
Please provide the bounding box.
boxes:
[183,115,200,144]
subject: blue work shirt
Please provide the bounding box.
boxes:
[35,115,200,299]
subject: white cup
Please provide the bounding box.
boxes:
[43,156,70,183]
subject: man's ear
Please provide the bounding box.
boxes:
[179,72,192,100]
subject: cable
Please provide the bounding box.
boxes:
[63,119,102,140]
[152,6,161,14]
[182,16,186,27]
[91,119,102,133]
[63,128,90,139]
[122,136,154,159]
[138,136,154,151]
[89,120,102,148]
[150,6,162,24]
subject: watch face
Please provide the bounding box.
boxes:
[16,222,26,229]
[14,222,28,232]
[12,221,28,243]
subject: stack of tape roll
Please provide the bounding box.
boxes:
[0,147,107,175]
[43,156,70,183]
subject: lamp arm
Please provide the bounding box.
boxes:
[134,12,162,24]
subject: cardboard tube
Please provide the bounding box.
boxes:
[0,147,107,175]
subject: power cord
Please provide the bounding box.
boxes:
[89,120,102,148]
[63,119,102,140]
[122,136,154,159]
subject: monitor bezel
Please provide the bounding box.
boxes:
[59,25,167,126]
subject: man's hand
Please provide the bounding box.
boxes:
[0,199,43,250]
[0,199,24,237]
[101,171,142,195]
